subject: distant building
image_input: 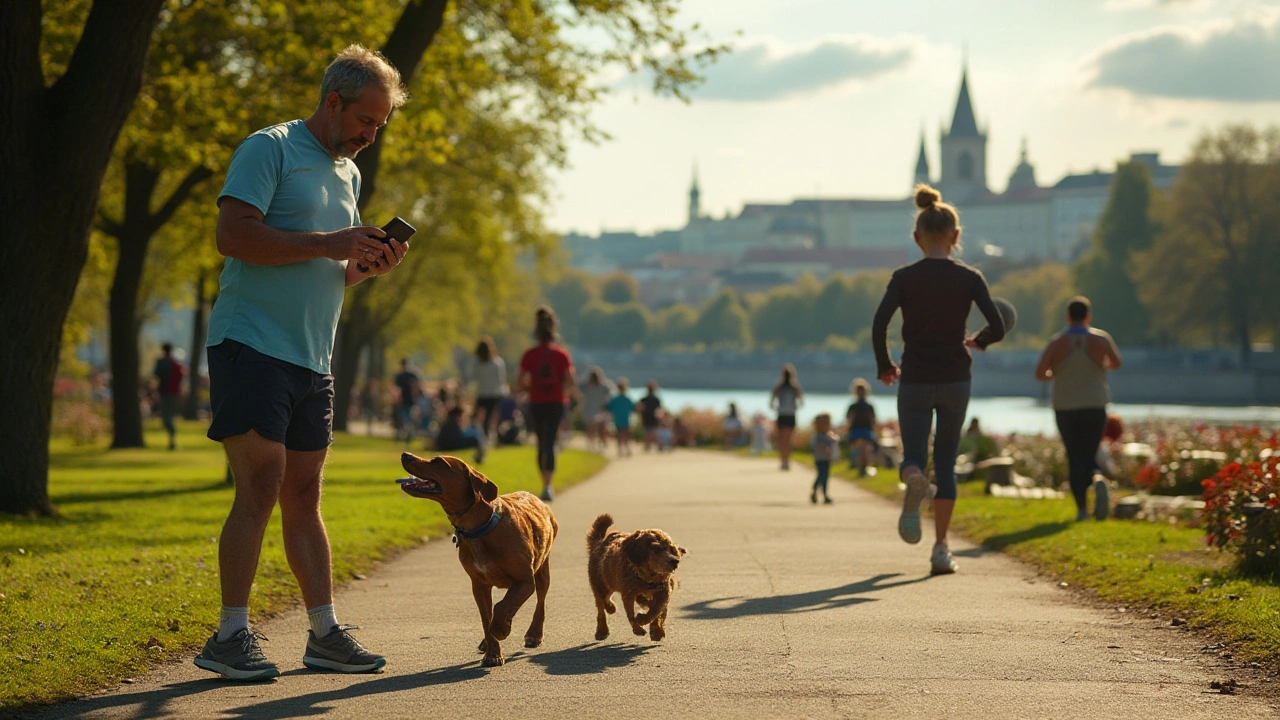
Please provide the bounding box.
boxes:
[562,64,1180,301]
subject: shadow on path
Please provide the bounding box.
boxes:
[31,661,490,720]
[225,661,490,719]
[25,678,253,720]
[981,522,1072,550]
[682,573,930,620]
[525,642,654,675]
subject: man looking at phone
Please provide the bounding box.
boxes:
[195,45,409,681]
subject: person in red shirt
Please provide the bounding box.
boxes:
[518,307,576,502]
[152,342,186,450]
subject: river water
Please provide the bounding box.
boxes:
[657,388,1280,436]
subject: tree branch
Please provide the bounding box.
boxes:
[354,0,451,212]
[150,165,215,233]
[47,0,166,184]
[96,208,123,238]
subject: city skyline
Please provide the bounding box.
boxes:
[547,0,1280,235]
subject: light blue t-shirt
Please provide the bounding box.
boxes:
[206,120,361,374]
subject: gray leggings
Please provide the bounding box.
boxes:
[897,381,971,501]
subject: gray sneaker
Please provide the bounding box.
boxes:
[193,629,279,681]
[898,468,929,544]
[1093,478,1110,521]
[303,625,386,673]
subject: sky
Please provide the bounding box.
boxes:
[547,0,1280,235]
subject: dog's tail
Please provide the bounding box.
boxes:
[587,513,614,551]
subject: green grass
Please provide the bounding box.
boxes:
[820,454,1280,665]
[0,421,606,712]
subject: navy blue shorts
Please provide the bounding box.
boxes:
[206,340,334,452]
[847,427,875,442]
[776,414,796,430]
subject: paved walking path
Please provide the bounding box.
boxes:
[42,450,1274,719]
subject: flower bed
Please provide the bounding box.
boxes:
[1201,457,1280,577]
[998,421,1280,496]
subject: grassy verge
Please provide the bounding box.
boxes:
[1,421,606,711]
[819,454,1280,664]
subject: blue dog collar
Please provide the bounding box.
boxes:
[453,511,501,542]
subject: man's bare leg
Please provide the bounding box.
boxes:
[279,446,333,610]
[219,430,286,608]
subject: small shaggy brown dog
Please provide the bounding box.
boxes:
[586,514,686,642]
[399,453,558,667]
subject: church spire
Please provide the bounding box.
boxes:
[914,128,930,186]
[948,61,980,138]
[688,161,701,226]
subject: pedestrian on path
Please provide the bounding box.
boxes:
[638,380,664,452]
[197,45,409,680]
[152,342,185,450]
[393,358,422,443]
[872,184,1005,575]
[844,378,877,477]
[471,336,507,444]
[810,413,839,504]
[770,364,803,470]
[519,307,576,501]
[606,378,636,456]
[1035,295,1122,522]
[580,366,614,452]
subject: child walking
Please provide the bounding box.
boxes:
[871,184,1005,575]
[810,413,839,504]
[606,378,636,457]
[845,378,878,477]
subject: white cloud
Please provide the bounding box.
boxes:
[684,35,917,102]
[1102,0,1208,12]
[1085,10,1280,102]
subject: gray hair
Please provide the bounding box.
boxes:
[319,44,408,108]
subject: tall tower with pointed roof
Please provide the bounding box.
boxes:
[939,62,988,203]
[913,129,930,188]
[688,162,701,226]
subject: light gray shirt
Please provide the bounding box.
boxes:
[475,358,507,398]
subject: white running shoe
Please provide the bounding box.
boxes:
[930,544,958,575]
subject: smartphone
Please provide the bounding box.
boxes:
[357,217,417,272]
[380,216,416,244]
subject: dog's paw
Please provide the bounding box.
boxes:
[603,600,616,614]
[524,635,542,649]
[482,653,505,667]
[650,626,666,642]
[595,626,610,641]
[631,624,647,637]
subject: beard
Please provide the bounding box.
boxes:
[327,125,368,159]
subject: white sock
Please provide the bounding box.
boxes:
[217,606,249,642]
[308,604,339,638]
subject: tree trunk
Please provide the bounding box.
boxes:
[183,268,208,420]
[1237,313,1252,369]
[0,0,167,515]
[332,303,376,433]
[107,164,161,448]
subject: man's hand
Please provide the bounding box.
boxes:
[325,226,389,262]
[363,239,410,276]
[964,335,985,351]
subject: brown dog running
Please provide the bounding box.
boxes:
[586,514,686,642]
[399,453,558,667]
